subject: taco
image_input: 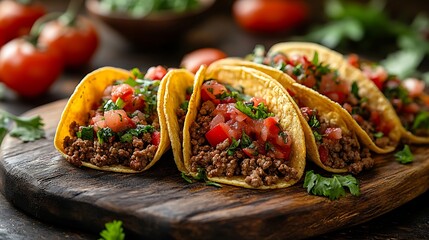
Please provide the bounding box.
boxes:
[209,59,373,174]
[54,66,170,173]
[162,69,194,172]
[347,54,429,144]
[182,65,306,189]
[245,42,403,154]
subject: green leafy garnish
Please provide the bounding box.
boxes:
[235,101,274,120]
[227,138,240,156]
[311,51,319,65]
[115,98,126,109]
[308,114,320,129]
[313,131,323,142]
[412,111,429,131]
[373,132,384,138]
[249,44,266,64]
[303,170,360,200]
[182,168,222,188]
[120,125,155,143]
[394,145,414,164]
[97,127,115,144]
[383,85,411,104]
[135,79,160,116]
[99,220,125,240]
[351,81,360,99]
[180,100,189,111]
[0,110,45,144]
[240,131,252,148]
[103,100,120,111]
[77,126,94,140]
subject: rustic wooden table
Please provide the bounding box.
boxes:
[0,1,428,239]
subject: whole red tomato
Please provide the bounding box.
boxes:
[0,0,46,46]
[232,0,308,34]
[38,16,99,68]
[0,38,63,97]
[181,48,227,73]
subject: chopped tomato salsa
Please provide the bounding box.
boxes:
[347,54,429,136]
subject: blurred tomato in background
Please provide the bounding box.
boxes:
[0,0,46,46]
[181,48,227,73]
[232,0,309,34]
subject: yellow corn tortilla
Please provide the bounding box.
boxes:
[54,67,170,173]
[183,65,306,188]
[266,42,403,153]
[209,59,369,173]
[163,69,195,173]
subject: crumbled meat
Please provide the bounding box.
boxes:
[63,122,158,171]
[318,119,374,174]
[189,101,298,188]
[176,107,187,138]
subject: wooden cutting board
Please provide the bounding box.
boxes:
[1,99,428,240]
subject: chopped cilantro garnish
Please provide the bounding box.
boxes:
[264,142,274,152]
[412,111,429,130]
[394,145,414,164]
[351,81,360,99]
[97,127,115,144]
[186,86,194,95]
[227,138,240,156]
[180,100,189,111]
[115,98,126,109]
[311,51,319,65]
[181,172,193,183]
[131,67,144,79]
[279,131,289,144]
[303,170,360,200]
[240,132,252,148]
[308,114,320,128]
[0,110,45,144]
[235,101,274,119]
[103,100,120,111]
[99,220,125,240]
[251,45,266,64]
[187,168,222,188]
[77,126,94,140]
[313,131,323,141]
[373,132,384,138]
[292,64,304,76]
[384,85,411,104]
[118,124,155,142]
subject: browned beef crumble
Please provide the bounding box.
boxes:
[317,118,374,174]
[189,101,298,188]
[176,108,187,139]
[63,121,158,171]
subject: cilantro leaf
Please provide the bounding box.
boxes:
[394,145,414,164]
[308,114,320,128]
[186,168,222,188]
[0,110,45,144]
[412,111,429,131]
[351,81,360,99]
[99,220,125,240]
[103,100,120,111]
[303,170,360,200]
[181,172,193,183]
[311,51,319,65]
[227,138,240,156]
[240,131,252,148]
[373,132,384,138]
[313,131,322,141]
[235,101,274,120]
[97,128,115,144]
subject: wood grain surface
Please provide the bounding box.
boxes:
[1,99,428,240]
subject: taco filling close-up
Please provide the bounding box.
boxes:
[55,66,170,173]
[347,54,429,140]
[183,65,306,189]
[246,43,402,153]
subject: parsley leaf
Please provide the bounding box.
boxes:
[303,170,361,200]
[351,81,360,99]
[240,132,252,148]
[227,138,240,156]
[103,100,120,111]
[311,51,319,65]
[412,111,429,131]
[77,126,94,140]
[308,114,320,128]
[180,100,189,111]
[313,131,323,141]
[183,168,222,188]
[0,110,45,144]
[99,220,125,240]
[235,101,274,120]
[394,145,414,164]
[373,132,384,138]
[97,128,115,144]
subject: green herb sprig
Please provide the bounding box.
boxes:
[99,220,125,240]
[394,145,414,164]
[181,168,222,188]
[303,170,360,200]
[0,110,45,145]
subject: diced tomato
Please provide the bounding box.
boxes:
[300,107,313,115]
[111,84,134,103]
[104,110,135,132]
[343,103,353,113]
[270,53,288,65]
[151,131,161,146]
[123,95,145,112]
[243,147,258,158]
[264,116,280,137]
[205,123,231,147]
[324,91,346,104]
[347,54,360,68]
[403,78,425,98]
[250,96,267,107]
[210,114,225,129]
[363,65,388,90]
[403,102,420,114]
[378,121,394,136]
[370,111,381,126]
[273,131,291,148]
[200,80,227,103]
[144,65,167,80]
[391,98,403,110]
[352,114,364,124]
[302,74,316,89]
[324,127,342,140]
[272,144,291,160]
[318,145,329,164]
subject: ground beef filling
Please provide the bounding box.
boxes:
[317,119,374,174]
[63,121,158,171]
[189,101,298,188]
[176,107,187,140]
